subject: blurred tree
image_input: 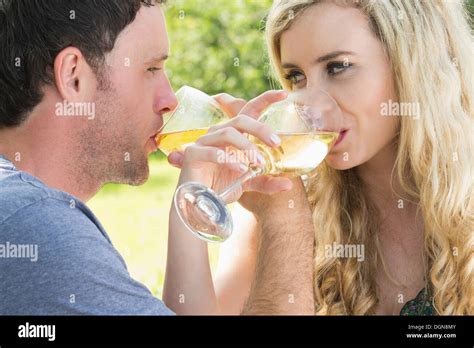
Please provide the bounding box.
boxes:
[164,0,473,102]
[469,0,474,23]
[164,0,274,101]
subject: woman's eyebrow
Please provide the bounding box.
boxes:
[315,50,355,63]
[281,50,356,69]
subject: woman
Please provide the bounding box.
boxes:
[164,0,473,315]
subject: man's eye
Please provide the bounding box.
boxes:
[148,67,161,74]
[284,71,305,85]
[327,61,352,76]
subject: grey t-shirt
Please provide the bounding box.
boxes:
[0,155,174,315]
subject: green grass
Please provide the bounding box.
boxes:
[87,155,220,298]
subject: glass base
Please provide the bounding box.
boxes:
[174,182,233,243]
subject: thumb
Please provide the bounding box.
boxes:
[168,151,184,168]
[239,90,288,119]
[212,93,247,117]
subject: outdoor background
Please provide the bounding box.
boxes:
[88,0,474,298]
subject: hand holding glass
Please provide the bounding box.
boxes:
[172,86,344,243]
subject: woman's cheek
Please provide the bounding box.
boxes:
[357,109,399,166]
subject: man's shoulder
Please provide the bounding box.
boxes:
[0,166,75,223]
[0,161,174,315]
[0,162,101,223]
[0,166,111,248]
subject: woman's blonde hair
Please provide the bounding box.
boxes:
[266,0,474,314]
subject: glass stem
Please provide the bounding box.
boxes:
[218,167,264,202]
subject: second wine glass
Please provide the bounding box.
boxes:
[174,87,345,243]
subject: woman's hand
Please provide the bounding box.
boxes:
[168,90,294,203]
[164,90,293,315]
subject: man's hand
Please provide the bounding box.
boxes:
[164,90,316,315]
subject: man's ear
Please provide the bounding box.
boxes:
[53,47,95,102]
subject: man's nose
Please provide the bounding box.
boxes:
[154,80,178,115]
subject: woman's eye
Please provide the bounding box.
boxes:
[284,71,305,86]
[327,61,352,76]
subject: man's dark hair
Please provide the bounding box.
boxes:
[0,0,166,129]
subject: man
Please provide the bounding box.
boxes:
[0,0,315,315]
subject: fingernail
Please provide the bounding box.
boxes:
[257,153,266,165]
[270,134,281,145]
[218,94,233,104]
[238,163,248,173]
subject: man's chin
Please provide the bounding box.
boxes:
[127,161,150,186]
[110,156,150,186]
[127,173,149,186]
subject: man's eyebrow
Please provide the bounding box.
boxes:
[281,50,355,69]
[145,53,169,64]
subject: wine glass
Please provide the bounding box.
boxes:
[174,87,344,243]
[155,85,229,155]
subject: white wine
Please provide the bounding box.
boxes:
[252,132,338,176]
[157,129,337,176]
[171,86,344,243]
[156,128,208,155]
[249,131,338,176]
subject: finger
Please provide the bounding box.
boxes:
[182,145,249,174]
[196,127,264,166]
[208,114,282,148]
[168,151,184,169]
[213,93,247,117]
[239,90,288,119]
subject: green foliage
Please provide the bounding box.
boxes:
[469,0,474,23]
[164,0,274,101]
[164,0,473,102]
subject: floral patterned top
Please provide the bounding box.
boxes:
[400,288,436,315]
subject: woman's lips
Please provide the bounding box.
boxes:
[334,129,348,147]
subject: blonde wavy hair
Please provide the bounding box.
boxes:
[266,0,474,315]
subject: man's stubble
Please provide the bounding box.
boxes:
[73,85,150,191]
